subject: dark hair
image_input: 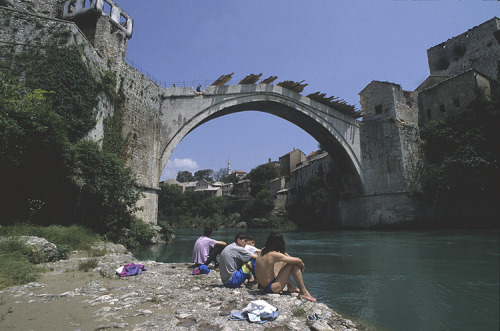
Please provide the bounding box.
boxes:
[234,232,247,243]
[204,226,213,237]
[261,232,286,255]
[246,235,256,242]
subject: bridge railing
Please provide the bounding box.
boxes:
[125,58,253,90]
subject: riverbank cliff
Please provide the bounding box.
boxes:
[0,242,365,330]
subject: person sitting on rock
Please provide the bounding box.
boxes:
[192,226,226,267]
[219,232,258,288]
[255,231,316,302]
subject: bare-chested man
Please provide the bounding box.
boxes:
[255,232,316,302]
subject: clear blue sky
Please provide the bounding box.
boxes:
[115,0,498,181]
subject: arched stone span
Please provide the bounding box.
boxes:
[158,84,364,195]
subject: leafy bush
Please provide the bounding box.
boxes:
[118,220,157,248]
[419,83,499,226]
[56,244,71,260]
[157,219,174,239]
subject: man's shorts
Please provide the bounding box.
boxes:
[224,260,255,288]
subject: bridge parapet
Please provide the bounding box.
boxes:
[162,84,360,127]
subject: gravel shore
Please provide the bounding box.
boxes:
[0,242,366,331]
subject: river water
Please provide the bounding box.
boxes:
[131,229,499,331]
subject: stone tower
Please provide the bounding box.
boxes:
[62,0,133,68]
[426,17,500,80]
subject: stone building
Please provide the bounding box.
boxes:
[416,17,500,124]
[359,17,499,194]
[268,177,286,198]
[233,179,251,197]
[279,149,306,178]
[221,183,234,197]
[231,170,247,180]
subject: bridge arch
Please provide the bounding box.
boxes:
[158,84,364,195]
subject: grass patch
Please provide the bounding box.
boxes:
[0,238,41,289]
[292,307,306,317]
[0,225,102,288]
[0,224,101,250]
[77,258,98,272]
[149,296,161,304]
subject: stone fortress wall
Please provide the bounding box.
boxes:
[427,18,500,79]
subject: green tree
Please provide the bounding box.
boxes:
[241,189,274,219]
[158,183,189,225]
[246,163,278,197]
[198,196,228,218]
[71,140,143,237]
[222,172,239,184]
[22,47,99,142]
[176,170,195,182]
[0,72,71,223]
[194,169,214,182]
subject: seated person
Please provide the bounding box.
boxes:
[255,232,316,302]
[244,235,261,255]
[192,226,226,267]
[219,232,258,288]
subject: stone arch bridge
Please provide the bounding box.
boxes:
[161,84,362,189]
[130,82,367,226]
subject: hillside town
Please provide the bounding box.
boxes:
[160,148,333,209]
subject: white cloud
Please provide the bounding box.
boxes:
[161,158,199,181]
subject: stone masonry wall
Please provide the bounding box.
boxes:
[115,63,165,223]
[427,17,500,79]
[335,192,420,227]
[418,70,492,124]
[5,0,64,18]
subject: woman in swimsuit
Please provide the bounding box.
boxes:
[255,232,316,302]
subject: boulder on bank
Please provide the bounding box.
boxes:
[18,236,59,263]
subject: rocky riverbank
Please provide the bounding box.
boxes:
[0,242,366,331]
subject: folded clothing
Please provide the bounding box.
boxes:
[115,263,146,277]
[229,300,279,323]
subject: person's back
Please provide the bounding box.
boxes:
[254,250,279,283]
[192,226,226,266]
[192,235,216,265]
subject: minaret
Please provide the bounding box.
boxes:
[227,158,231,175]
